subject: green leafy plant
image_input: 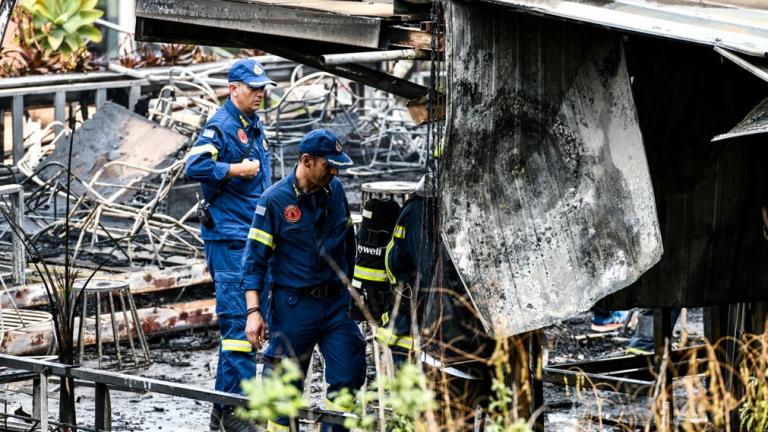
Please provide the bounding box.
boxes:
[0,1,97,77]
[236,359,304,424]
[741,374,768,432]
[19,0,102,53]
[333,363,436,432]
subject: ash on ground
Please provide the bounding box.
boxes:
[1,309,703,431]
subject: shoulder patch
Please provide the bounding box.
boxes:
[202,129,216,139]
[255,205,267,216]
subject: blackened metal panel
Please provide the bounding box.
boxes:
[441,3,662,337]
[135,0,383,49]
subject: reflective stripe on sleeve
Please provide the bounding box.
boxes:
[374,327,413,350]
[393,225,406,239]
[353,265,388,282]
[248,228,275,248]
[384,238,396,284]
[221,339,252,353]
[188,144,219,160]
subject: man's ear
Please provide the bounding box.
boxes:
[299,153,312,166]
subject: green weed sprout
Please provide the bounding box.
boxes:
[237,358,304,423]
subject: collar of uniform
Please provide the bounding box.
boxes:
[287,166,330,202]
[224,98,256,129]
[287,167,303,201]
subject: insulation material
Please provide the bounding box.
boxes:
[441,3,662,337]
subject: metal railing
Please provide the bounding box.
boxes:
[0,353,352,431]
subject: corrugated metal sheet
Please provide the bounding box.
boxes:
[474,0,768,57]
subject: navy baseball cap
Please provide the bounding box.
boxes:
[228,58,276,88]
[298,129,353,168]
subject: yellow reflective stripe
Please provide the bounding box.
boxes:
[393,225,405,239]
[347,216,353,226]
[353,265,388,282]
[222,339,252,353]
[384,238,396,284]
[267,421,289,431]
[188,144,219,161]
[248,228,275,248]
[325,398,354,413]
[433,136,444,158]
[374,327,413,350]
[381,312,389,326]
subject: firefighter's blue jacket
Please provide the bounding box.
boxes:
[185,98,271,241]
[241,167,355,291]
[184,98,271,404]
[242,167,363,432]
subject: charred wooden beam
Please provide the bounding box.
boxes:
[136,0,383,49]
[1,299,216,356]
[2,260,210,309]
[382,24,441,51]
[136,17,432,100]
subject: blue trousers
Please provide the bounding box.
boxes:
[263,288,367,432]
[205,239,260,407]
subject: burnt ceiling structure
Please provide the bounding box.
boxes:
[134,0,439,100]
[135,0,768,333]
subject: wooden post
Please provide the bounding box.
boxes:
[529,329,545,432]
[653,308,674,431]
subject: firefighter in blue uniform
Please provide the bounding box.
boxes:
[185,58,275,432]
[241,129,364,432]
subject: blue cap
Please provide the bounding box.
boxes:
[298,129,353,168]
[227,58,276,88]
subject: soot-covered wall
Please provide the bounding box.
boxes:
[601,37,768,308]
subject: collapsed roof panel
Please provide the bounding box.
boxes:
[441,3,662,338]
[476,0,768,57]
[42,102,186,201]
[136,0,387,49]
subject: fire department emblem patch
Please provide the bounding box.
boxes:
[237,129,248,144]
[253,64,263,75]
[284,205,301,223]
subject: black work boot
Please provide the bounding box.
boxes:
[219,408,259,432]
[209,405,222,432]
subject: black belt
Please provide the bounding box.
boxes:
[274,282,344,298]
